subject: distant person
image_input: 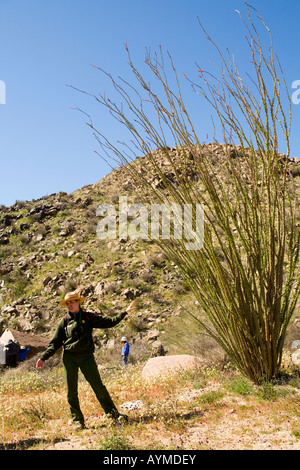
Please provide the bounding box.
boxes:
[5,339,19,367]
[18,345,30,361]
[36,290,135,430]
[121,336,129,367]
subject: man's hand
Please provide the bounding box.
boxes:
[126,300,136,313]
[36,358,45,369]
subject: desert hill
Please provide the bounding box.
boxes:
[0,144,300,451]
[0,144,299,363]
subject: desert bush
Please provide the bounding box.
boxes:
[72,4,299,384]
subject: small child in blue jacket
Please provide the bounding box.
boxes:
[121,337,129,367]
[19,345,30,361]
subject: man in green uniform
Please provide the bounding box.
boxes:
[36,291,135,429]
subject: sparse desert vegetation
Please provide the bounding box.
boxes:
[0,347,299,450]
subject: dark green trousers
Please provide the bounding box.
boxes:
[62,352,119,424]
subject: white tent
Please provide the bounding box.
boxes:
[0,329,18,365]
[0,329,15,345]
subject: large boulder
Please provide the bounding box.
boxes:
[291,340,300,367]
[292,349,300,367]
[142,354,203,379]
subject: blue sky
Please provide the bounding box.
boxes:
[0,0,299,207]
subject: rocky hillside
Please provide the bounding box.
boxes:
[0,144,299,361]
[0,155,195,360]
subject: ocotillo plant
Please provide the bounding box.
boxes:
[72,4,299,384]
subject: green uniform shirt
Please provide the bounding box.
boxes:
[40,308,127,361]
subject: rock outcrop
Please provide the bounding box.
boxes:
[142,354,204,379]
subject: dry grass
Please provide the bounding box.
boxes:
[0,353,299,451]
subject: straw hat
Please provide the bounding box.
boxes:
[59,291,86,307]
